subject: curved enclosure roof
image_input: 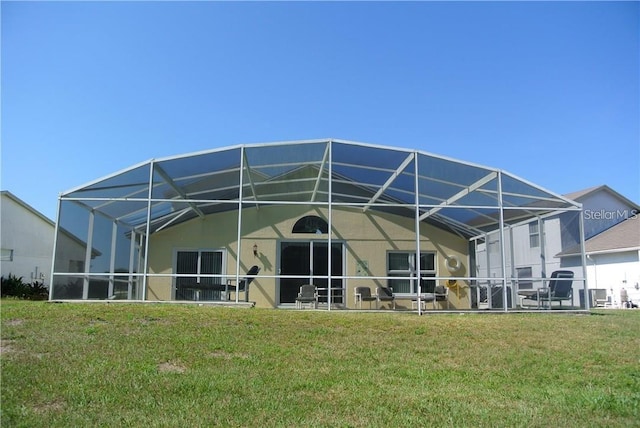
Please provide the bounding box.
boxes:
[61,139,580,238]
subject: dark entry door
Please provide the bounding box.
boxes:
[279,241,343,305]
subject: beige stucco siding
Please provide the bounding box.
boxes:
[147,205,470,309]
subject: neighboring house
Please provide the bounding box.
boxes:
[1,191,55,286]
[558,186,639,308]
[559,212,640,308]
[476,185,639,309]
[49,139,586,311]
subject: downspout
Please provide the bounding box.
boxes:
[579,209,589,310]
[586,254,596,289]
[538,216,546,279]
[587,254,596,310]
[538,216,547,310]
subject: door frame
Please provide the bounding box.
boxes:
[277,239,345,306]
[171,247,227,300]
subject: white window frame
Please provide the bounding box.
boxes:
[1,249,13,262]
[529,222,540,248]
[173,248,226,299]
[387,251,437,296]
[516,266,533,290]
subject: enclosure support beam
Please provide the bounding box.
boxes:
[497,171,509,312]
[419,171,497,221]
[128,231,136,300]
[327,140,333,310]
[49,198,62,300]
[242,149,260,211]
[155,165,205,219]
[414,151,423,315]
[363,152,415,213]
[234,147,246,303]
[108,221,117,298]
[311,142,330,203]
[82,211,95,300]
[142,161,154,301]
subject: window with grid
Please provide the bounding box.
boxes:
[529,222,540,248]
[387,252,436,294]
[175,250,223,288]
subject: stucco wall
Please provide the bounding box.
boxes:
[147,205,470,309]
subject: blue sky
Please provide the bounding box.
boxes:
[2,1,638,220]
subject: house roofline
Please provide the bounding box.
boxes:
[560,246,640,258]
[564,184,640,211]
[1,191,55,227]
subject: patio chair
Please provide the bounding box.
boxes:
[376,286,395,309]
[529,270,574,309]
[295,284,318,309]
[355,286,376,309]
[411,284,449,310]
[434,284,450,308]
[411,293,434,310]
[226,265,260,302]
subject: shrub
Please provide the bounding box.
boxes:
[28,281,49,300]
[1,274,49,300]
[1,274,28,298]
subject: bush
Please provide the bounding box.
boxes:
[1,274,49,300]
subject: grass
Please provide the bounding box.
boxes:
[1,300,639,427]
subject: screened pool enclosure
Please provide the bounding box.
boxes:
[51,139,589,312]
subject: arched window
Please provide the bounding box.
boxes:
[292,216,328,234]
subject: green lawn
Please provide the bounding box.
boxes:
[1,300,639,427]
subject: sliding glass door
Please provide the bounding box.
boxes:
[279,241,343,305]
[174,250,224,301]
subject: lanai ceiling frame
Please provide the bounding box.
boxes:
[310,143,331,203]
[318,142,488,238]
[58,139,581,237]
